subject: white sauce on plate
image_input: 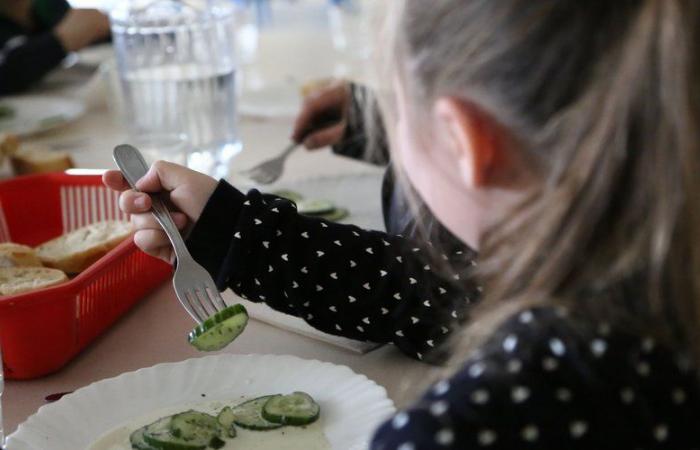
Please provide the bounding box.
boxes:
[88,398,330,450]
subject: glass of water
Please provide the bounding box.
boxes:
[110,0,242,178]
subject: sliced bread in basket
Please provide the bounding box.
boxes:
[0,243,43,268]
[0,267,67,295]
[10,146,74,175]
[37,221,133,274]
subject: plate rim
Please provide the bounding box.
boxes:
[9,353,396,449]
[0,95,86,137]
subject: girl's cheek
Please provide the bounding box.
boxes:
[396,117,423,188]
[393,78,432,197]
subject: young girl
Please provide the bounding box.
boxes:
[105,0,700,447]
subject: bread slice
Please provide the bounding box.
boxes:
[0,243,42,268]
[37,221,133,274]
[10,145,74,175]
[0,267,67,296]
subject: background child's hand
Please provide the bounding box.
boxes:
[54,9,111,52]
[103,161,218,263]
[292,81,350,150]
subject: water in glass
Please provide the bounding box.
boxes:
[111,0,242,178]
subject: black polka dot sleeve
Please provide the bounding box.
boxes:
[370,307,700,449]
[186,180,480,361]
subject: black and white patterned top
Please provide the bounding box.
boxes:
[187,181,700,449]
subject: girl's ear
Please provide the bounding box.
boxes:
[434,97,502,188]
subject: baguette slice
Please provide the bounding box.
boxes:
[0,243,42,268]
[10,146,74,175]
[0,267,67,296]
[0,133,19,165]
[37,221,133,274]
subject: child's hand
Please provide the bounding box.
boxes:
[103,161,218,262]
[54,9,111,52]
[292,81,350,150]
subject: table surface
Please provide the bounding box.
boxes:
[4,47,433,438]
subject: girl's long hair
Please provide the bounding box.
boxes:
[379,0,700,365]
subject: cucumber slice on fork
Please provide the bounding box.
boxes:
[188,304,249,352]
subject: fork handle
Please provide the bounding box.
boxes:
[113,144,193,263]
[280,142,299,158]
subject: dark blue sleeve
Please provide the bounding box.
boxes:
[33,0,72,28]
[187,180,481,362]
[331,83,390,166]
[0,32,66,95]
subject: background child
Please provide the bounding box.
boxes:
[106,0,700,447]
[0,0,110,94]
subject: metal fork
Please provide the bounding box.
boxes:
[113,144,227,324]
[242,142,299,185]
[243,112,344,184]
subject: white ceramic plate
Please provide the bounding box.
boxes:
[77,44,115,68]
[8,354,395,450]
[0,96,86,137]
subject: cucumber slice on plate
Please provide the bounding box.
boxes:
[38,114,66,128]
[271,190,304,203]
[216,406,237,438]
[130,426,158,450]
[297,199,335,216]
[262,392,320,426]
[188,304,249,352]
[208,436,226,449]
[231,396,284,431]
[170,411,222,446]
[142,416,206,450]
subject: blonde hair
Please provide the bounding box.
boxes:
[378,0,700,367]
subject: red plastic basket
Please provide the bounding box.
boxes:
[0,172,172,379]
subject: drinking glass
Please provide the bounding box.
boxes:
[110,0,242,178]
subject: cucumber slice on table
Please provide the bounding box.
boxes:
[142,416,207,450]
[217,406,237,438]
[230,396,284,431]
[188,304,249,352]
[262,392,320,426]
[297,199,336,216]
[170,411,222,446]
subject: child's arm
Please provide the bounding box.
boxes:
[330,84,390,166]
[186,180,480,362]
[0,33,66,94]
[0,8,110,95]
[292,82,390,166]
[105,164,479,362]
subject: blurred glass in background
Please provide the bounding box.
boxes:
[110,0,241,178]
[70,0,380,176]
